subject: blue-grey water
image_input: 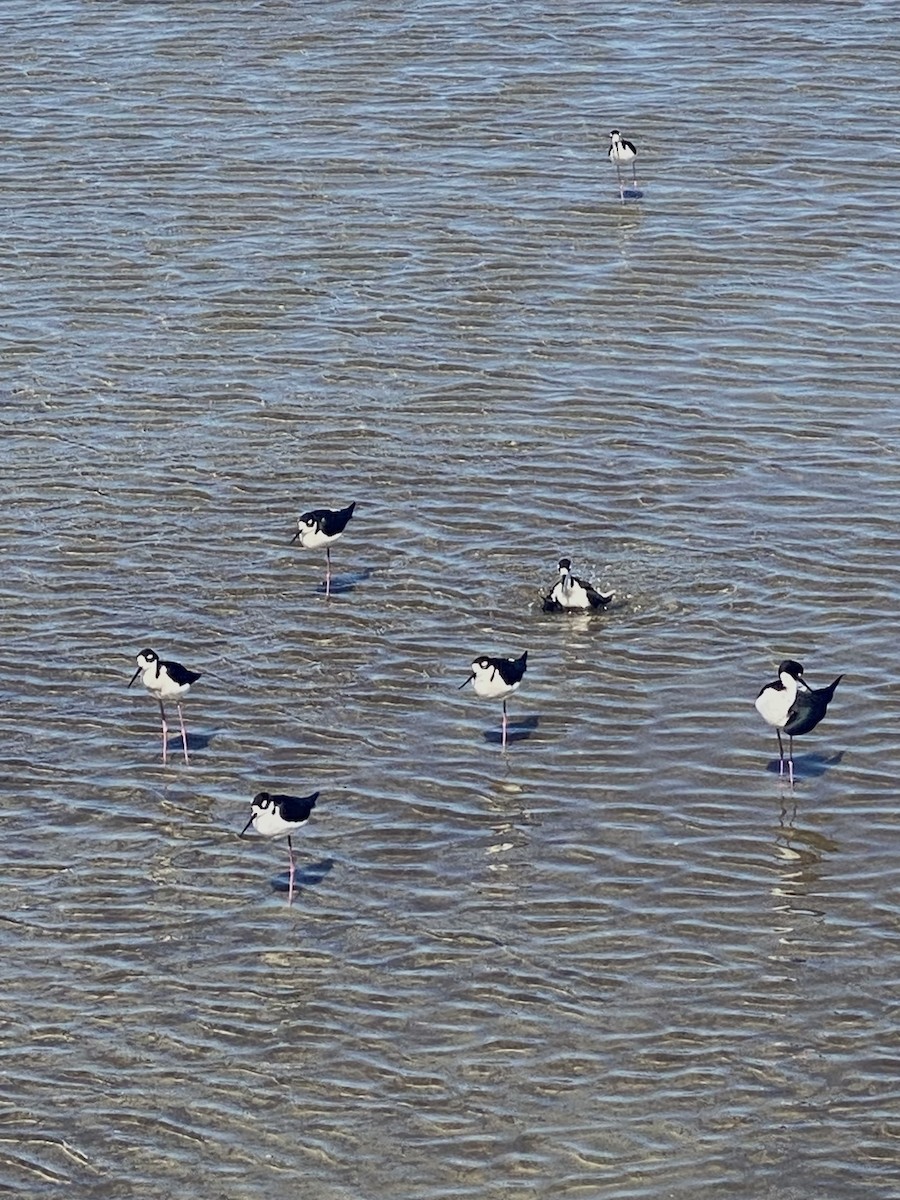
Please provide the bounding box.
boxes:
[2,1,899,1196]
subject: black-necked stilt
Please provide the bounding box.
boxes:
[290,501,356,597]
[608,129,637,199]
[460,650,528,749]
[129,648,201,765]
[755,659,843,783]
[240,790,319,904]
[542,557,614,612]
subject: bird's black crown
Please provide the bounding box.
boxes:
[777,659,805,678]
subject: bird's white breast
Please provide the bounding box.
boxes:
[300,518,348,549]
[297,523,336,549]
[755,680,797,729]
[141,664,190,699]
[609,143,635,165]
[472,666,519,700]
[250,808,295,838]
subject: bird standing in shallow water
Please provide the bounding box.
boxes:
[241,791,319,904]
[608,129,637,199]
[755,659,843,784]
[290,501,356,597]
[129,648,201,765]
[542,557,614,612]
[460,651,528,749]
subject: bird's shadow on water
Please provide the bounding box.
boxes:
[271,858,334,895]
[484,715,540,745]
[766,750,846,780]
[315,567,374,596]
[166,731,217,754]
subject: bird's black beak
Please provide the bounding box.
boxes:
[289,530,300,544]
[128,667,141,687]
[239,815,255,837]
[459,673,474,690]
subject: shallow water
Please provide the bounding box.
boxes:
[2,1,900,1196]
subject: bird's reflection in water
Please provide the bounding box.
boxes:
[770,794,840,913]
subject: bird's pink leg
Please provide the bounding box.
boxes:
[287,837,295,905]
[159,701,169,764]
[501,700,508,749]
[324,547,332,597]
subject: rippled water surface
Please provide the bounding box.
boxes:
[3,1,900,1196]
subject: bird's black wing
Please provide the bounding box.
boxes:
[784,676,842,737]
[273,792,319,822]
[319,502,356,536]
[162,660,201,687]
[498,651,528,685]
